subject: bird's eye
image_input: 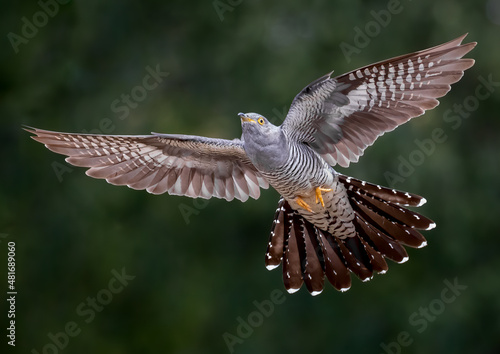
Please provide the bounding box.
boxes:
[258,117,265,125]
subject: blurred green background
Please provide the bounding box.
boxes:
[1,0,499,353]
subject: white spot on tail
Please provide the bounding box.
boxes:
[266,264,279,271]
[418,240,428,248]
[417,197,427,207]
[398,256,409,264]
[311,290,323,296]
[426,222,436,230]
[287,287,300,294]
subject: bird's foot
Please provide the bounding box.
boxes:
[295,196,312,213]
[315,187,332,208]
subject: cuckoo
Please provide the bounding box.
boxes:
[26,34,475,295]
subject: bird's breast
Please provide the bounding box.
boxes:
[262,142,334,199]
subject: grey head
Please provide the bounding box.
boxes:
[239,112,288,172]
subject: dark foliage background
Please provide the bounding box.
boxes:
[1,0,499,353]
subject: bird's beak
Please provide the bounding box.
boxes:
[238,112,256,124]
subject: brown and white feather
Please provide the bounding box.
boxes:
[282,34,476,167]
[265,173,434,295]
[25,128,269,202]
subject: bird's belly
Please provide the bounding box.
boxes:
[287,179,357,238]
[260,152,355,237]
[263,163,333,201]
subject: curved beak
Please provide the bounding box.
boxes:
[238,112,256,124]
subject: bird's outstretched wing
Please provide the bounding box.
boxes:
[25,128,269,202]
[281,34,476,167]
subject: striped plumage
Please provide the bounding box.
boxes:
[259,138,333,200]
[26,35,475,295]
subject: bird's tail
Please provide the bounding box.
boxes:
[264,174,435,295]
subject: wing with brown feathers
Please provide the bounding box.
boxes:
[26,127,269,202]
[282,34,476,167]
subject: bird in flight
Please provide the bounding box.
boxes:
[26,34,475,295]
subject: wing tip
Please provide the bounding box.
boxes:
[455,33,469,44]
[449,33,473,46]
[22,125,37,134]
[454,32,477,47]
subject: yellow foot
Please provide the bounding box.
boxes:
[315,187,333,208]
[295,196,312,212]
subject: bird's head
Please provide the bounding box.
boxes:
[238,112,287,170]
[239,112,279,140]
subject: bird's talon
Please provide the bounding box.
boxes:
[315,187,332,208]
[296,196,312,212]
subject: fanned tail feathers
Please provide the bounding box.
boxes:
[265,174,435,295]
